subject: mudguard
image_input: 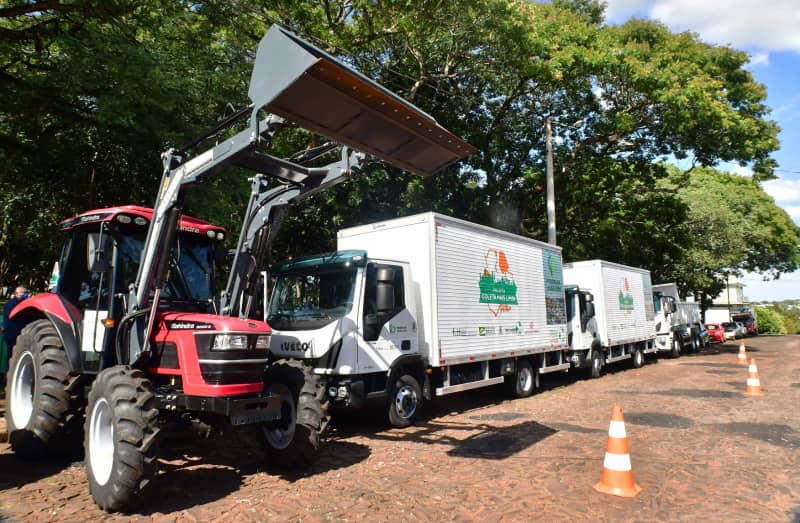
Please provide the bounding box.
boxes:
[9,293,83,373]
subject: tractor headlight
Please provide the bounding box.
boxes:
[211,334,249,351]
[254,335,270,350]
[211,333,270,351]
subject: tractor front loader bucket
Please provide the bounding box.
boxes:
[249,25,476,177]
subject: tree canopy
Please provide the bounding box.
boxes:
[1,0,796,300]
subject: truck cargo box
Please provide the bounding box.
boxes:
[653,283,701,327]
[337,212,569,366]
[563,260,655,347]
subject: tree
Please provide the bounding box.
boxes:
[658,166,800,303]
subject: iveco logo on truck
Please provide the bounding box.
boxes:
[281,340,313,352]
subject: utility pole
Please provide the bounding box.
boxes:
[545,117,556,245]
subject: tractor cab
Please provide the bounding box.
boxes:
[54,205,225,370]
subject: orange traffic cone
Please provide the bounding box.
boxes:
[736,343,748,365]
[744,358,764,396]
[595,404,641,497]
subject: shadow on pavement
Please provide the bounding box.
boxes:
[624,411,695,429]
[649,388,740,399]
[332,414,557,461]
[678,362,741,368]
[138,467,243,514]
[447,421,556,459]
[0,452,75,490]
[710,422,800,449]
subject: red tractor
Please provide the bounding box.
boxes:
[4,25,472,512]
[6,205,324,510]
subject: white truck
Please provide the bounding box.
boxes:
[652,282,705,356]
[562,260,657,377]
[266,212,571,426]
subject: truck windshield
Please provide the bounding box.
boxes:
[268,268,357,330]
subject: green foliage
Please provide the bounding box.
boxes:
[0,0,794,298]
[761,303,800,334]
[658,165,800,302]
[755,306,788,335]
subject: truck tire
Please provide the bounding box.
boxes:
[504,359,538,398]
[85,366,159,512]
[632,347,644,368]
[388,373,423,428]
[6,319,82,458]
[589,350,603,379]
[670,337,681,358]
[257,359,327,468]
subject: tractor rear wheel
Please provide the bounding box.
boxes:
[6,319,82,458]
[256,359,328,468]
[85,366,160,512]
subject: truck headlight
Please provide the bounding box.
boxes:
[211,334,249,351]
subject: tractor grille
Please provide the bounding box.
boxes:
[199,360,268,385]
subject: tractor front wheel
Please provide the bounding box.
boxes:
[256,359,328,468]
[85,366,160,512]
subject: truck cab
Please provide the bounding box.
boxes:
[564,285,600,368]
[267,250,420,410]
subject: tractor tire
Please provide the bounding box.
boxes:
[388,373,423,428]
[6,319,82,459]
[257,359,328,468]
[85,366,160,512]
[504,359,538,398]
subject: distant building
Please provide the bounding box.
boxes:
[704,275,754,324]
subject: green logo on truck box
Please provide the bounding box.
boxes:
[479,248,518,316]
[543,251,567,325]
[619,277,635,312]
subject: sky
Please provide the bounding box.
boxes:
[603,0,800,302]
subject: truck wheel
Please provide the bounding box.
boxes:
[6,319,82,458]
[632,347,644,368]
[257,359,327,468]
[670,337,681,358]
[388,373,423,428]
[85,366,159,512]
[505,359,538,398]
[589,350,603,379]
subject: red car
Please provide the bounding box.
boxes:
[705,323,726,343]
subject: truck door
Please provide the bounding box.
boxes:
[360,263,418,372]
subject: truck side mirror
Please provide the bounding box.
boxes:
[668,301,677,313]
[87,232,112,273]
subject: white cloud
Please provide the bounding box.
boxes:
[780,205,800,222]
[741,270,800,301]
[730,164,753,177]
[762,178,800,203]
[747,52,770,68]
[604,0,800,53]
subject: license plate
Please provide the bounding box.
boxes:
[230,411,279,426]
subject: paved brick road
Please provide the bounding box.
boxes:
[1,336,799,521]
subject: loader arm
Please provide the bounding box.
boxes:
[123,24,475,364]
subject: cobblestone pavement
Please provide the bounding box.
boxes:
[1,336,799,522]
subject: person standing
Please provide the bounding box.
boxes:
[2,285,29,384]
